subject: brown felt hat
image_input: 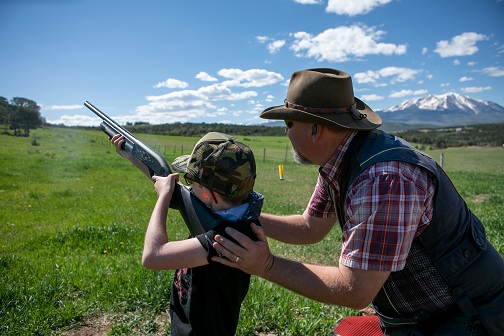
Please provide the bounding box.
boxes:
[260,68,381,130]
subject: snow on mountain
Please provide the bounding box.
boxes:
[378,92,504,128]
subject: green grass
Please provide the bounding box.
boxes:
[1,127,503,335]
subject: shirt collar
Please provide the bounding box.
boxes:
[319,130,357,183]
[214,191,264,221]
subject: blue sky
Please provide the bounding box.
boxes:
[1,0,503,126]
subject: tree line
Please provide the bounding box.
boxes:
[122,122,504,147]
[0,97,44,137]
[125,121,286,137]
[396,123,504,148]
[3,96,503,147]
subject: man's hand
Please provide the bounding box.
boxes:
[211,223,275,277]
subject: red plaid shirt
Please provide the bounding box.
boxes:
[308,132,435,272]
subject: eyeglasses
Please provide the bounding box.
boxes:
[184,174,219,203]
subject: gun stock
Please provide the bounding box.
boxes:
[85,101,221,236]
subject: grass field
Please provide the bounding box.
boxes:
[1,126,503,335]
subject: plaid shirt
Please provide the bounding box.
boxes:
[307,131,435,272]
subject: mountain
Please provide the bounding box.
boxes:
[377,92,504,130]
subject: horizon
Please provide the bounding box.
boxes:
[1,0,503,126]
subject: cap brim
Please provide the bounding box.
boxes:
[172,154,191,173]
[260,98,381,131]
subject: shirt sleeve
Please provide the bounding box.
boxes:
[339,161,434,272]
[307,174,337,218]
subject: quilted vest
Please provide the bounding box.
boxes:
[336,130,504,334]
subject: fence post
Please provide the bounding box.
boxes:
[440,153,444,168]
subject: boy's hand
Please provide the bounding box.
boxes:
[152,174,179,198]
[109,134,133,160]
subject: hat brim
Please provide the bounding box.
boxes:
[172,154,191,173]
[260,97,381,131]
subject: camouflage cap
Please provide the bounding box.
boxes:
[172,132,256,198]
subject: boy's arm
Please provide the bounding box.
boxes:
[141,174,208,270]
[110,134,151,179]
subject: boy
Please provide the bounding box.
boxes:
[110,132,263,335]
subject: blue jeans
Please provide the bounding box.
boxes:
[382,315,488,336]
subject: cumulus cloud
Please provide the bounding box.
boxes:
[354,67,420,86]
[461,86,492,93]
[267,40,286,53]
[360,94,383,101]
[434,32,488,57]
[389,89,428,98]
[154,78,189,89]
[217,68,284,88]
[326,0,393,16]
[196,72,218,82]
[43,104,82,110]
[459,76,474,82]
[290,25,406,62]
[47,114,100,126]
[479,66,504,77]
[256,36,269,44]
[131,68,284,124]
[134,68,284,124]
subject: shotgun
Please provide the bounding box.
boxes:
[84,101,221,236]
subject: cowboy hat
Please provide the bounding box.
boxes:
[260,68,381,130]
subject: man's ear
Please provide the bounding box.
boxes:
[311,124,318,135]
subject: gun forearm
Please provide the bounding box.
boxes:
[129,155,152,179]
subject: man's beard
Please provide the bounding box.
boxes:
[292,147,314,165]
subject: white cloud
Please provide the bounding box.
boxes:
[434,32,488,57]
[354,67,420,85]
[154,78,189,89]
[256,36,269,44]
[389,89,428,98]
[290,25,406,62]
[461,86,492,93]
[361,94,383,101]
[47,114,100,126]
[459,76,474,82]
[267,40,286,53]
[217,68,284,88]
[453,59,460,66]
[195,72,218,82]
[265,94,275,102]
[326,0,393,16]
[479,66,504,77]
[128,68,284,124]
[43,104,82,110]
[354,70,381,84]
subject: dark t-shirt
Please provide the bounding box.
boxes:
[169,218,260,336]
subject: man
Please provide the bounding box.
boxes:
[211,68,504,335]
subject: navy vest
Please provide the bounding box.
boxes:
[336,130,504,334]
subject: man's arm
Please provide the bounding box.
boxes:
[259,212,335,244]
[212,223,390,309]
